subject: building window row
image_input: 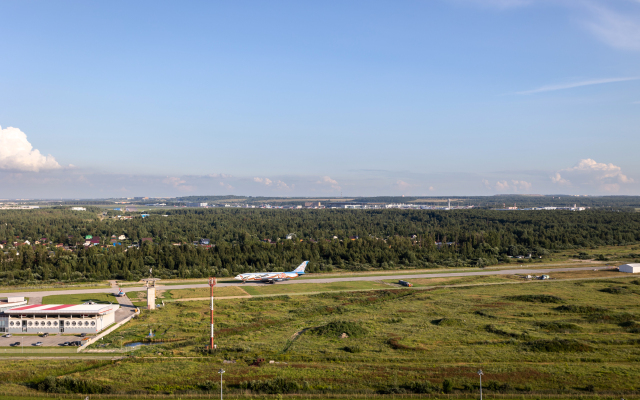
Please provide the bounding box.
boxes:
[8,320,95,327]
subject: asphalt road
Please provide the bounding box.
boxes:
[0,266,606,300]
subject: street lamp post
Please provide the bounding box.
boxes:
[478,370,484,400]
[218,369,225,400]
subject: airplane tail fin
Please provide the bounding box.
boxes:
[292,261,309,274]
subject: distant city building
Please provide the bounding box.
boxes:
[186,202,208,207]
[71,207,86,211]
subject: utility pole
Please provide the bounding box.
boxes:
[209,277,216,350]
[218,369,225,400]
[478,370,483,400]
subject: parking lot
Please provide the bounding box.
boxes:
[0,333,92,347]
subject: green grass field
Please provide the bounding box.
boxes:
[41,293,117,304]
[4,275,638,397]
[242,280,390,295]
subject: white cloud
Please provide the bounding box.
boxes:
[551,172,570,185]
[316,176,341,191]
[0,126,61,172]
[484,179,532,191]
[253,177,290,190]
[162,176,194,191]
[429,186,435,191]
[552,158,634,192]
[495,180,510,190]
[219,181,233,190]
[512,180,532,190]
[208,173,232,179]
[396,180,413,190]
[583,3,640,51]
[276,180,290,190]
[517,77,639,95]
[253,177,273,186]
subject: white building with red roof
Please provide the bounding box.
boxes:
[1,303,119,334]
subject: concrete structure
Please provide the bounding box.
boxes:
[619,263,640,273]
[1,303,119,334]
[143,279,159,310]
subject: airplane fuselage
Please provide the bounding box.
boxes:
[234,271,301,282]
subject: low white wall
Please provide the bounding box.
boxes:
[77,310,139,352]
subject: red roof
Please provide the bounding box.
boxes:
[10,304,44,311]
[42,304,74,311]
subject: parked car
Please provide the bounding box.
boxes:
[41,332,49,337]
[61,342,70,346]
[34,342,43,346]
[12,342,20,346]
[3,334,12,338]
[80,333,87,337]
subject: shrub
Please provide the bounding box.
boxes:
[536,321,583,333]
[241,378,301,394]
[506,295,563,303]
[474,310,496,319]
[37,376,112,394]
[556,305,605,314]
[431,318,463,327]
[311,321,367,337]
[442,379,453,394]
[619,320,640,333]
[485,381,512,393]
[485,324,526,339]
[600,286,630,295]
[524,339,592,353]
[343,345,362,353]
[200,381,218,391]
[585,312,635,324]
[403,381,436,394]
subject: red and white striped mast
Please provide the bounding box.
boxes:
[209,277,216,350]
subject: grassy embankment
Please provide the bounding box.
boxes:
[5,275,640,397]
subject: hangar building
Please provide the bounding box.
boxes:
[0,303,119,334]
[619,263,640,274]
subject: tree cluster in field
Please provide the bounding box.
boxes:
[0,208,639,284]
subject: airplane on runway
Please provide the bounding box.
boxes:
[234,261,309,283]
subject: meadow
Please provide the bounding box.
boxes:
[3,275,640,397]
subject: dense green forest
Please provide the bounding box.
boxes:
[0,208,639,284]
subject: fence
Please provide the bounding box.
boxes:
[77,310,139,352]
[5,392,640,400]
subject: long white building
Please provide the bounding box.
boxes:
[0,303,119,334]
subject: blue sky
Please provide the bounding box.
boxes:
[1,0,639,198]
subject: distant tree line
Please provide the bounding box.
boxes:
[0,208,639,284]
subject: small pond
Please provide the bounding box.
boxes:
[124,341,158,347]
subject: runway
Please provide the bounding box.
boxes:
[0,266,604,300]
